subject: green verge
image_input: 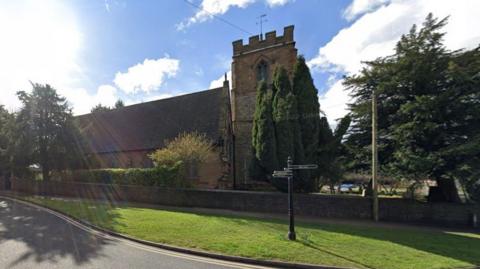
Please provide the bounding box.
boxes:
[25,196,480,269]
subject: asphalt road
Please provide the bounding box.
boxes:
[0,197,270,269]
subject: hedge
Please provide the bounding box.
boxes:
[52,162,188,188]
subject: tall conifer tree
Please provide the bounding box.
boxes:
[251,81,278,177]
[293,55,320,165]
[271,67,310,191]
[272,67,304,168]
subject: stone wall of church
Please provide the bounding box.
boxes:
[231,25,298,184]
[196,148,226,189]
[93,150,154,168]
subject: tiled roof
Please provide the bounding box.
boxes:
[75,88,224,154]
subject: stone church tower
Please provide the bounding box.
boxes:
[231,25,298,184]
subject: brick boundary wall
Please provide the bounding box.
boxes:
[1,177,479,227]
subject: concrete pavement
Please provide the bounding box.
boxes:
[0,197,271,269]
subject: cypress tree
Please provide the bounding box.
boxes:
[272,67,307,191]
[251,81,278,178]
[292,55,320,165]
[273,67,300,167]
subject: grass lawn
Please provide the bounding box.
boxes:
[24,196,480,269]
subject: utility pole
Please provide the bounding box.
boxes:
[372,90,379,222]
[256,14,267,40]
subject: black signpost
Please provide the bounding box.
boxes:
[273,156,317,240]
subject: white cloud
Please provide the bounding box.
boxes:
[67,55,181,114]
[61,85,117,115]
[0,0,83,112]
[309,0,480,121]
[209,71,232,89]
[308,1,411,75]
[343,0,390,21]
[177,0,291,30]
[113,57,180,94]
[177,0,254,30]
[266,0,292,7]
[319,80,351,122]
[73,56,181,114]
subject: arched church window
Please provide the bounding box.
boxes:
[256,60,268,82]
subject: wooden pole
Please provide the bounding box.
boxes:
[372,90,379,222]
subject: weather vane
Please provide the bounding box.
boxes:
[256,14,267,40]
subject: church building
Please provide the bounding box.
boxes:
[77,25,297,189]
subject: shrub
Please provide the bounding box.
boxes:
[149,132,214,179]
[149,132,213,167]
[59,162,188,188]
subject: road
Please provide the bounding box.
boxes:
[0,197,270,269]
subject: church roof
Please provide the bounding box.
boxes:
[75,87,225,154]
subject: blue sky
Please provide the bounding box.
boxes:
[1,0,479,121]
[78,0,348,93]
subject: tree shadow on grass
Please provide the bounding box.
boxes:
[43,196,127,231]
[298,221,480,267]
[0,198,121,267]
[296,237,374,269]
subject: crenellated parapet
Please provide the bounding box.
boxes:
[232,25,294,56]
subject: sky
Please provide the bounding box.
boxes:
[0,0,479,122]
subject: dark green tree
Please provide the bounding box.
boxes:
[273,67,304,167]
[91,104,111,113]
[0,106,14,177]
[272,67,309,191]
[251,81,278,179]
[114,99,125,109]
[292,55,320,165]
[344,14,480,202]
[317,116,351,193]
[0,107,33,182]
[16,83,81,180]
[11,109,36,177]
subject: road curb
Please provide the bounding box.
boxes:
[0,194,353,269]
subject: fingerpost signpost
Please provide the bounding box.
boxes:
[273,156,318,240]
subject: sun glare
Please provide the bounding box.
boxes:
[0,0,82,110]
